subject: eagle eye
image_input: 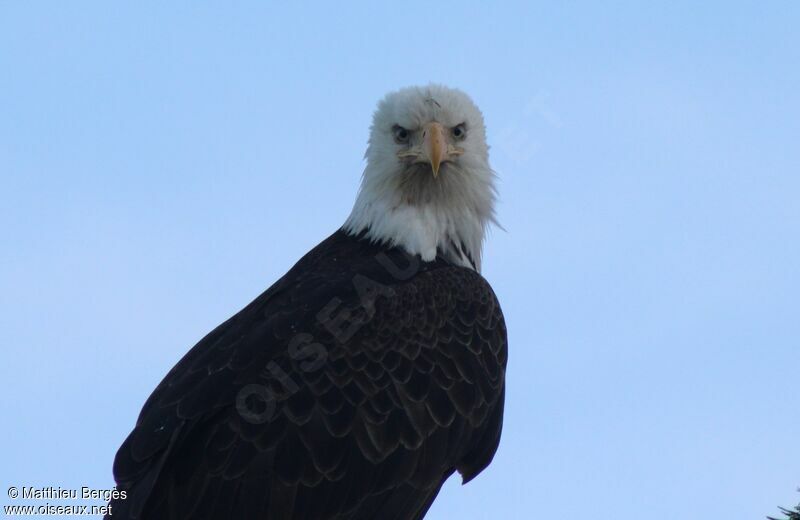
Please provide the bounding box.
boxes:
[392,125,410,144]
[452,123,467,140]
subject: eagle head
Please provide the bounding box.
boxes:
[343,84,498,271]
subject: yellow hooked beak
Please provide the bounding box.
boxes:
[422,122,446,178]
[395,122,464,177]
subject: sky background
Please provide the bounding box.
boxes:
[1,2,799,519]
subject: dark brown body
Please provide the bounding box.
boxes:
[108,230,507,519]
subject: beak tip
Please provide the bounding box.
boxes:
[423,122,445,179]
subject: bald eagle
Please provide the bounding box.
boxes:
[108,85,508,519]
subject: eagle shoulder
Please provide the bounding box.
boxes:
[109,230,507,519]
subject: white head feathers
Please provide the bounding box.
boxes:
[343,84,498,271]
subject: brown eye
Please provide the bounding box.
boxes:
[452,123,467,140]
[393,125,410,143]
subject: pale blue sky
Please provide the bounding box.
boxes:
[2,2,799,519]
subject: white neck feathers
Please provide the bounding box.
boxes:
[342,163,496,271]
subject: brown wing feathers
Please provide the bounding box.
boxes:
[108,231,506,519]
